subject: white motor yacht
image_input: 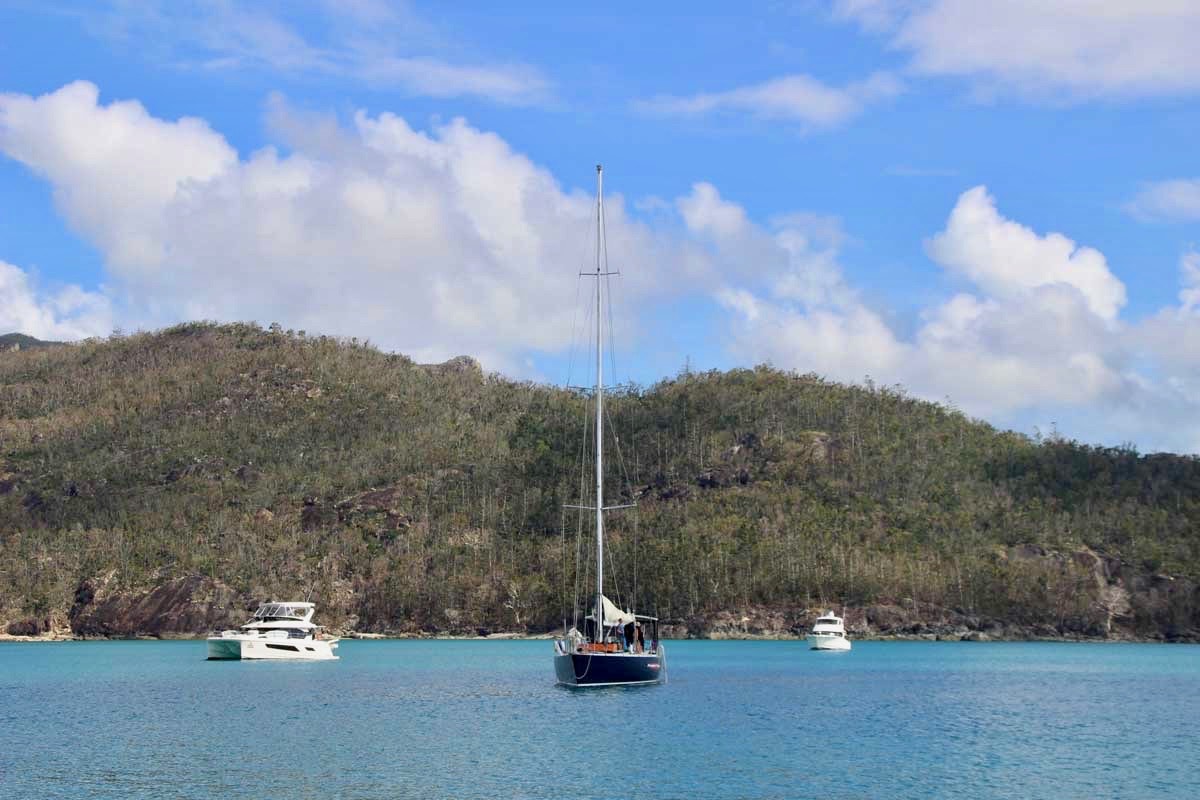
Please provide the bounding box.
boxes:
[207,602,339,660]
[807,611,852,651]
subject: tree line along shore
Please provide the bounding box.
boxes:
[2,323,1197,642]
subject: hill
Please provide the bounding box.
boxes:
[1,322,1197,641]
[0,332,63,352]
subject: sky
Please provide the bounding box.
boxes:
[1,1,1199,455]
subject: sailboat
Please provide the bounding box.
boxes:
[553,165,666,688]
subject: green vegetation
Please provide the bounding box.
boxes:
[1,323,1197,636]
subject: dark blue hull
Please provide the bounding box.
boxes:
[554,649,666,687]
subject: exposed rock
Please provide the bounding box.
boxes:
[696,467,751,489]
[420,355,483,378]
[680,607,796,639]
[1008,543,1048,561]
[235,464,260,484]
[5,616,58,636]
[801,431,836,464]
[300,496,335,531]
[5,618,42,636]
[865,603,913,630]
[69,574,249,638]
[336,484,415,535]
[657,484,692,502]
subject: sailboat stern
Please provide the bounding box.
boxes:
[554,648,666,687]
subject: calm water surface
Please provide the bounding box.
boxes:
[1,640,1196,799]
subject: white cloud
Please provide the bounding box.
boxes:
[0,260,113,341]
[0,81,237,272]
[927,186,1127,320]
[76,0,550,105]
[1125,178,1200,222]
[638,71,902,129]
[354,56,550,103]
[1182,250,1200,313]
[836,0,1200,100]
[4,80,1200,453]
[677,183,751,239]
[713,182,1200,451]
[0,82,699,371]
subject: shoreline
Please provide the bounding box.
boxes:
[3,631,1192,644]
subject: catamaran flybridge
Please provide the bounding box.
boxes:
[207,602,339,660]
[552,165,666,687]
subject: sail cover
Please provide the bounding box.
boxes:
[596,595,636,626]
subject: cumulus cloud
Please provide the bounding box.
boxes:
[0,260,113,341]
[4,80,1200,452]
[0,82,703,370]
[0,81,237,272]
[637,71,902,129]
[835,1,1200,100]
[715,181,1200,451]
[927,186,1127,320]
[1125,178,1200,222]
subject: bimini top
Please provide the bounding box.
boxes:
[251,602,316,622]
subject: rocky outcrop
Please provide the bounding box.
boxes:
[667,607,796,639]
[69,573,249,638]
[419,355,483,378]
[4,610,71,639]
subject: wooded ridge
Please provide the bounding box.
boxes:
[2,323,1197,641]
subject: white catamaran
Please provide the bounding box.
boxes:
[207,602,339,661]
[553,165,665,688]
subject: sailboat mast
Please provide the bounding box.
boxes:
[594,164,605,639]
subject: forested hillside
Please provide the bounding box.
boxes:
[2,323,1197,640]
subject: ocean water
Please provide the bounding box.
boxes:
[0,639,1196,799]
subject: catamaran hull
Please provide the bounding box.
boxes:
[206,637,339,660]
[807,634,851,651]
[554,649,666,687]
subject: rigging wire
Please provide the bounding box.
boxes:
[559,501,567,634]
[563,166,650,641]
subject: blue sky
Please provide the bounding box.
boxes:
[2,1,1200,454]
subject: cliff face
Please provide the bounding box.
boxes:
[65,573,249,638]
[2,323,1198,642]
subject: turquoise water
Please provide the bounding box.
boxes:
[1,640,1197,799]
